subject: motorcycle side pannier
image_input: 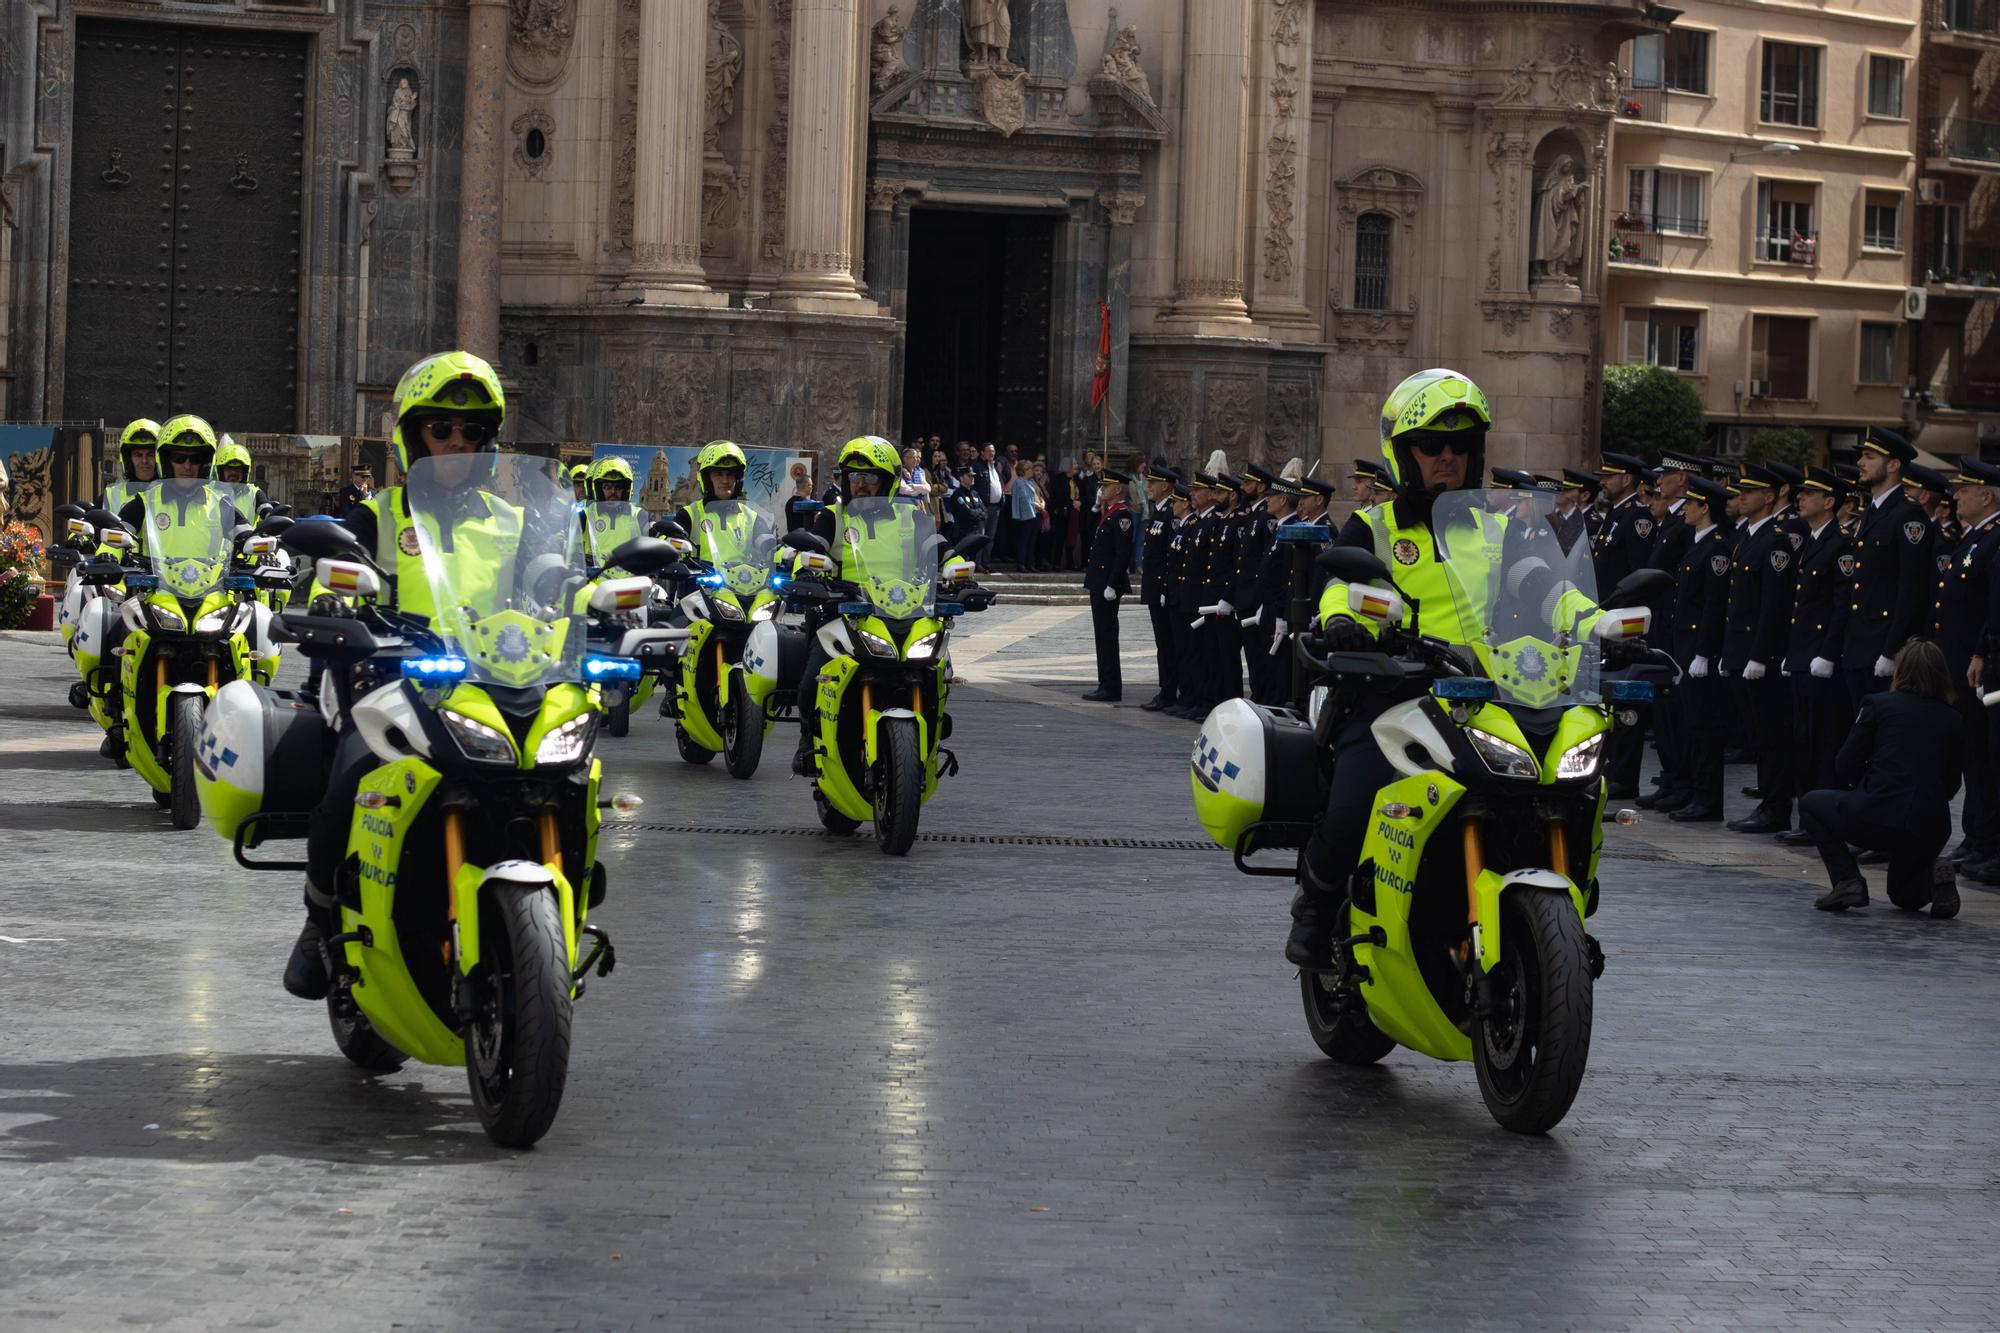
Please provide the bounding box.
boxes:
[195,680,333,841]
[1190,698,1321,851]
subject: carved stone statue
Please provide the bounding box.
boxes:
[705,0,742,154]
[1097,24,1151,103]
[1532,155,1588,282]
[511,0,574,54]
[1598,61,1620,110]
[963,0,1012,67]
[871,6,909,92]
[386,77,418,157]
[1495,59,1537,107]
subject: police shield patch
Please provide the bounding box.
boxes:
[398,526,423,556]
[1770,549,1790,572]
[1940,554,1954,574]
[1787,531,1804,550]
[1392,537,1421,565]
[1838,553,1857,577]
[1635,518,1653,538]
[1710,553,1730,577]
[1904,520,1927,545]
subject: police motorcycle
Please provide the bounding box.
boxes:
[653,499,783,775]
[1192,488,1674,1134]
[768,497,992,854]
[197,453,636,1148]
[95,480,288,826]
[574,459,659,736]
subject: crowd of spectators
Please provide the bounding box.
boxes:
[899,433,1150,575]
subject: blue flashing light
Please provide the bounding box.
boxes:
[1433,676,1498,702]
[696,571,725,589]
[401,655,471,683]
[583,654,644,682]
[125,574,160,590]
[1606,679,1655,705]
[767,571,793,591]
[937,601,966,616]
[837,601,873,616]
[225,575,257,592]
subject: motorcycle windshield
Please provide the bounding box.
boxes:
[1429,489,1603,708]
[141,480,252,599]
[581,501,651,566]
[838,497,939,619]
[695,498,780,599]
[403,454,589,688]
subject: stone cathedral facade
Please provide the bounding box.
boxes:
[3,0,1666,476]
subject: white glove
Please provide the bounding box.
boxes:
[1100,586,1117,602]
[1717,662,1731,678]
[1743,660,1766,682]
[1273,617,1288,639]
[1689,656,1710,679]
[1874,655,1894,679]
[1215,599,1235,617]
[1158,594,1167,608]
[1810,657,1834,679]
[1241,608,1262,628]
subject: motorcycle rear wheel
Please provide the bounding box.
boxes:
[873,715,922,856]
[465,886,574,1149]
[1300,904,1395,1064]
[328,990,407,1072]
[168,693,204,830]
[1473,889,1594,1135]
[814,786,861,835]
[675,724,716,765]
[722,682,763,780]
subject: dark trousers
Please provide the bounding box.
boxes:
[1174,610,1204,707]
[1213,615,1243,702]
[307,728,377,919]
[1089,594,1122,697]
[1304,705,1398,890]
[1733,674,1792,816]
[1800,788,1945,906]
[1652,689,1685,797]
[1605,709,1645,795]
[1790,672,1848,798]
[1242,614,1277,704]
[1679,672,1726,811]
[1147,596,1178,703]
[1959,690,2000,852]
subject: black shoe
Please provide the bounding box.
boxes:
[1654,790,1695,815]
[1728,811,1790,835]
[1814,879,1869,911]
[283,921,330,1000]
[1741,785,1762,800]
[1931,862,1962,920]
[1080,689,1120,702]
[1947,841,1991,867]
[98,730,120,760]
[1606,786,1639,802]
[1775,828,1817,847]
[1669,804,1723,823]
[791,730,813,777]
[1636,787,1687,810]
[1961,856,2000,884]
[1139,694,1171,712]
[1283,879,1339,969]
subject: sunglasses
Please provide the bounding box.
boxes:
[421,418,494,445]
[162,448,204,464]
[1408,435,1475,458]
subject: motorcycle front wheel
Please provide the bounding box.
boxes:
[722,681,763,780]
[168,693,204,830]
[466,887,574,1148]
[605,694,630,738]
[1473,889,1593,1135]
[872,715,922,856]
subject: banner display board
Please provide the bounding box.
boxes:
[591,444,813,518]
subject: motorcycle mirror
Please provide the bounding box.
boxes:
[281,517,374,568]
[256,514,296,538]
[1605,568,1673,612]
[54,503,87,523]
[78,559,127,588]
[604,536,681,577]
[647,516,691,542]
[1317,546,1394,587]
[946,533,991,562]
[780,529,830,555]
[84,507,128,534]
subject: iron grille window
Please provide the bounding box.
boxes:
[1354,213,1392,311]
[1867,56,1904,119]
[1760,42,1820,128]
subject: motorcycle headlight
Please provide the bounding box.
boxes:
[750,601,776,622]
[442,709,517,765]
[534,711,596,765]
[712,596,745,622]
[195,609,232,633]
[148,602,187,632]
[857,629,897,659]
[1468,728,1539,780]
[1553,732,1605,781]
[905,630,941,661]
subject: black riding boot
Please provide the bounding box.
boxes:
[1284,863,1344,968]
[283,876,336,1000]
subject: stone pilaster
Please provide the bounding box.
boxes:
[769,0,870,311]
[1249,0,1315,334]
[1162,0,1260,336]
[456,0,510,358]
[625,0,725,304]
[1104,191,1144,453]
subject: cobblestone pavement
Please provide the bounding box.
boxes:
[2,616,1997,1332]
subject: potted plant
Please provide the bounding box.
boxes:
[0,522,48,631]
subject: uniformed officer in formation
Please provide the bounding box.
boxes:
[1657,475,1734,822]
[1936,459,2000,878]
[1717,465,1797,834]
[1081,468,1135,703]
[1231,464,1283,696]
[1162,481,1200,717]
[1776,466,1853,836]
[1840,427,1933,706]
[1592,453,1659,798]
[1138,464,1183,712]
[1551,470,1595,553]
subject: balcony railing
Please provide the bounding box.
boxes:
[1608,214,1708,266]
[1936,117,2000,164]
[1616,81,1668,122]
[1756,232,1819,266]
[1940,0,2000,38]
[1925,246,2000,285]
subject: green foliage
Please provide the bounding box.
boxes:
[1599,364,1705,463]
[0,522,48,630]
[1741,426,1816,472]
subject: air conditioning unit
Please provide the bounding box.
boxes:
[1726,427,1746,455]
[1919,178,1945,204]
[1749,379,1773,398]
[1906,287,1929,320]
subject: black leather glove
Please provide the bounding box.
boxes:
[1322,617,1375,653]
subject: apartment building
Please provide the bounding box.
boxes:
[1609,2,1919,460]
[1911,0,2000,456]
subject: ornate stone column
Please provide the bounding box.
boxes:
[1249,0,1314,334]
[863,178,899,304]
[770,0,869,310]
[1163,0,1259,335]
[456,0,510,357]
[1104,191,1144,453]
[625,0,725,304]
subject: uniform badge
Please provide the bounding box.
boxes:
[1838,553,1857,577]
[1770,549,1789,572]
[1635,518,1653,538]
[1942,554,1955,575]
[1710,553,1730,577]
[155,513,171,531]
[1517,645,1548,681]
[1391,537,1420,566]
[1787,531,1804,551]
[1904,520,1927,545]
[397,526,423,556]
[1118,515,1132,531]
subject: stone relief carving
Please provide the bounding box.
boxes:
[1495,59,1537,107]
[701,167,744,254]
[1097,22,1152,103]
[971,64,1028,136]
[386,76,418,156]
[1261,46,1302,285]
[660,353,716,440]
[1549,307,1574,338]
[812,362,864,438]
[1485,134,1507,290]
[1532,155,1587,283]
[511,109,554,180]
[509,0,576,87]
[607,0,640,254]
[963,0,1012,66]
[1206,378,1257,459]
[706,0,742,154]
[1598,61,1620,111]
[867,178,902,212]
[762,0,792,261]
[1102,190,1144,227]
[1266,379,1309,459]
[1379,21,1399,55]
[1484,301,1531,335]
[871,6,909,93]
[1550,45,1596,111]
